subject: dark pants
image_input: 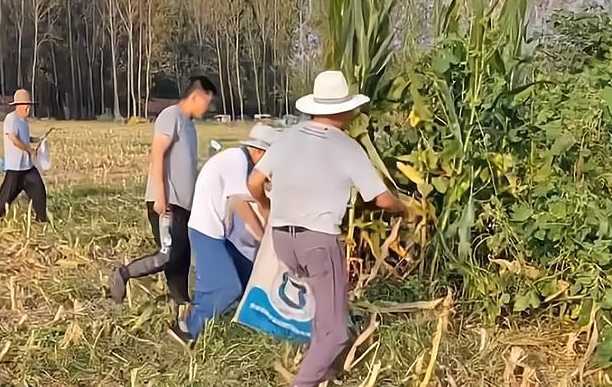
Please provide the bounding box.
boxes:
[122,202,191,303]
[272,228,349,387]
[0,168,48,222]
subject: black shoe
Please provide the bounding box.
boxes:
[108,266,129,304]
[168,323,196,350]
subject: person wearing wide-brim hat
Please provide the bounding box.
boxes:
[248,71,408,387]
[168,123,283,347]
[0,89,48,222]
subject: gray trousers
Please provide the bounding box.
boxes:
[272,228,350,387]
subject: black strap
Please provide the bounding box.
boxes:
[240,146,255,175]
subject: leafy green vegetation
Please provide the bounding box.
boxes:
[330,0,612,378]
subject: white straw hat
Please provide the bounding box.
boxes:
[241,123,283,150]
[9,89,36,106]
[295,71,370,115]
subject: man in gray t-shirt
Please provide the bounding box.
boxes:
[0,89,48,222]
[109,76,217,306]
[249,71,407,387]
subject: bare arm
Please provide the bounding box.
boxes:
[150,133,173,215]
[7,133,34,155]
[230,197,265,241]
[248,170,270,212]
[375,191,406,214]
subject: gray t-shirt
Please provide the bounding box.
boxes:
[3,111,33,171]
[255,121,388,235]
[145,105,198,211]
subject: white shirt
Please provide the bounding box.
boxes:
[188,148,252,240]
[255,121,388,235]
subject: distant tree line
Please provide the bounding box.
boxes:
[0,0,320,120]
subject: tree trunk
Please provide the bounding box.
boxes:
[130,2,137,117]
[120,0,135,119]
[51,43,60,117]
[126,28,131,119]
[100,46,105,115]
[254,3,268,113]
[137,0,143,117]
[87,51,96,117]
[194,0,204,69]
[99,3,106,115]
[31,0,39,117]
[17,0,25,87]
[285,70,289,116]
[145,0,152,119]
[248,25,262,115]
[215,28,227,115]
[225,31,235,119]
[261,38,267,113]
[273,0,278,116]
[0,2,5,96]
[174,53,181,96]
[235,25,244,120]
[108,0,121,120]
[85,15,96,118]
[77,40,84,118]
[68,0,77,118]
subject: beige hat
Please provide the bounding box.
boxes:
[241,123,284,150]
[9,89,36,106]
[295,71,370,116]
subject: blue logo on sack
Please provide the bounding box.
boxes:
[278,272,307,309]
[237,287,312,342]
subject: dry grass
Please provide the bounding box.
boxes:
[0,120,606,386]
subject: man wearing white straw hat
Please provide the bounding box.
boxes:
[248,71,407,387]
[168,123,283,346]
[0,89,48,222]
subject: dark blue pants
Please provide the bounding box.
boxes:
[185,228,253,337]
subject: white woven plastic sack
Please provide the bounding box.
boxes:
[34,139,51,171]
[232,204,314,342]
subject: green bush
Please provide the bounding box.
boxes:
[342,3,612,324]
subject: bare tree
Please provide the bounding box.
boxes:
[137,0,143,116]
[118,0,137,118]
[224,28,235,119]
[207,3,227,115]
[98,2,106,115]
[0,0,305,119]
[84,3,99,117]
[17,0,26,87]
[246,9,262,114]
[76,34,84,117]
[0,0,5,96]
[190,0,205,69]
[107,0,122,120]
[31,0,57,116]
[229,1,245,120]
[50,32,60,115]
[66,0,78,118]
[250,0,273,113]
[144,0,152,119]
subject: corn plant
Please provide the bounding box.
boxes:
[324,0,396,100]
[383,0,536,303]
